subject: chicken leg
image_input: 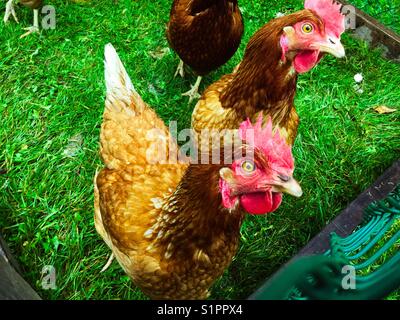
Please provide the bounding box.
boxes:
[174,59,185,78]
[20,8,39,38]
[182,75,202,103]
[4,0,18,23]
[174,59,201,103]
[100,253,114,273]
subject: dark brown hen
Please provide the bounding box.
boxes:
[166,0,243,102]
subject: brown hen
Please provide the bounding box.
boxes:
[192,0,346,145]
[166,0,243,102]
[94,44,302,299]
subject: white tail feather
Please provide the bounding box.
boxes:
[104,43,135,95]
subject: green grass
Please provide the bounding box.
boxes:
[0,0,399,300]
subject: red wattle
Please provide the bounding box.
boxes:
[240,192,282,215]
[294,50,320,73]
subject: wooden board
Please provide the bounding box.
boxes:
[0,235,41,300]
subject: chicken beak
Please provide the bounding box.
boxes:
[317,36,345,58]
[273,178,303,198]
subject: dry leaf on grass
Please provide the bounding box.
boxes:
[63,133,83,158]
[149,47,170,59]
[373,106,397,114]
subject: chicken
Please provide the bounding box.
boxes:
[94,44,302,299]
[3,0,43,38]
[166,0,243,102]
[192,0,346,145]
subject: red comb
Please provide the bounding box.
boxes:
[305,0,345,37]
[238,114,294,171]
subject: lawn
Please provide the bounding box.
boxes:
[0,0,399,300]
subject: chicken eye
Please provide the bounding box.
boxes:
[302,23,313,34]
[241,160,256,173]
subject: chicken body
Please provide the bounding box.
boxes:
[167,0,243,76]
[192,5,345,146]
[166,0,243,101]
[95,44,245,299]
[21,0,42,9]
[95,164,243,299]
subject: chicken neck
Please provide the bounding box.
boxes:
[219,17,301,129]
[154,162,245,261]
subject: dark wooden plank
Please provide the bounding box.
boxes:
[0,234,22,274]
[0,259,42,300]
[0,235,41,300]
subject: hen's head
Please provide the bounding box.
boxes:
[279,0,346,73]
[219,114,302,215]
